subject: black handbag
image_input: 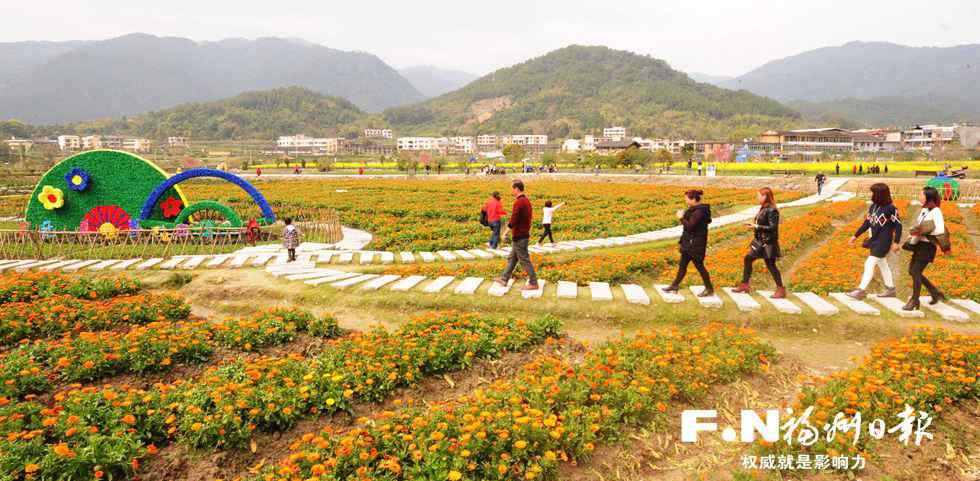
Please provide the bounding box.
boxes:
[861,237,873,249]
[479,209,489,227]
[901,239,916,252]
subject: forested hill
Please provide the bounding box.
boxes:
[382,45,801,139]
[32,87,370,140]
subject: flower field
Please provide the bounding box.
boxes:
[255,324,775,481]
[183,178,803,251]
[0,275,564,481]
[767,327,978,460]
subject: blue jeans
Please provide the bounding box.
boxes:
[488,221,502,248]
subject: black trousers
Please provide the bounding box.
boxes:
[287,248,296,261]
[538,224,554,244]
[741,252,783,287]
[908,259,941,300]
[671,252,713,290]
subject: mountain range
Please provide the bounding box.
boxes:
[398,66,478,98]
[0,33,423,123]
[720,41,980,125]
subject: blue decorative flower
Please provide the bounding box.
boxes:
[65,167,91,192]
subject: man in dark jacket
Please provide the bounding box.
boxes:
[494,180,539,290]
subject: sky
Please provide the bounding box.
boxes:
[2,0,977,77]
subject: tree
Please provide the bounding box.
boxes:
[654,148,673,165]
[618,146,650,168]
[502,144,526,162]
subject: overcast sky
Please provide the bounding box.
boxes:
[2,0,977,77]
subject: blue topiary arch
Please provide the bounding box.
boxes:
[139,168,276,224]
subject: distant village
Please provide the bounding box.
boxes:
[5,123,978,163]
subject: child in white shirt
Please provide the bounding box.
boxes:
[538,201,565,244]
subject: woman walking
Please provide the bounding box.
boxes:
[847,183,901,299]
[483,192,507,249]
[663,189,714,296]
[903,186,947,311]
[733,187,786,298]
[537,200,565,245]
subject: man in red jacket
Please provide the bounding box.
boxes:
[494,180,539,290]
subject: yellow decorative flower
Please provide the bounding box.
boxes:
[38,185,65,210]
[98,222,118,239]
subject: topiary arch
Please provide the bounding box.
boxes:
[174,200,243,227]
[139,168,275,226]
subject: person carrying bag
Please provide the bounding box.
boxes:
[733,187,787,299]
[902,186,948,311]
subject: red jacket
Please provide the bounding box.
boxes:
[483,198,506,222]
[508,194,532,240]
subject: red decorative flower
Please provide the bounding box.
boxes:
[160,196,183,218]
[81,205,132,232]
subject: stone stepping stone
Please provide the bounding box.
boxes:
[361,274,402,291]
[379,252,395,264]
[136,258,165,270]
[528,245,545,253]
[437,251,458,261]
[88,259,122,271]
[390,275,427,292]
[620,284,650,305]
[419,252,436,262]
[400,252,415,263]
[469,249,494,259]
[793,292,839,316]
[336,252,354,264]
[285,270,342,281]
[522,280,546,299]
[359,251,376,264]
[11,260,57,272]
[920,297,970,322]
[250,253,275,267]
[159,257,190,269]
[488,249,510,257]
[109,258,142,270]
[39,259,81,272]
[266,262,316,275]
[556,281,578,299]
[205,255,231,268]
[331,274,379,289]
[181,255,209,269]
[265,254,290,266]
[62,260,100,272]
[870,296,923,318]
[423,276,456,293]
[589,282,614,301]
[654,284,685,304]
[226,255,251,268]
[951,299,980,316]
[690,286,723,308]
[0,260,37,272]
[722,288,761,312]
[757,291,803,314]
[488,279,515,297]
[306,272,359,285]
[454,250,476,260]
[454,277,484,295]
[317,252,335,264]
[829,293,880,316]
[0,260,23,270]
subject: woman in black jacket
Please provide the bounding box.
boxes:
[733,187,786,298]
[846,183,901,300]
[663,189,714,296]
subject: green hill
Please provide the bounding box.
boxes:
[40,87,369,140]
[383,45,801,139]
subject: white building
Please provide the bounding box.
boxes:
[81,135,101,150]
[501,134,548,146]
[582,135,614,151]
[561,139,581,153]
[449,136,475,154]
[57,135,81,151]
[123,138,152,153]
[476,135,498,150]
[5,137,33,151]
[167,136,189,148]
[364,128,392,139]
[397,137,440,151]
[276,135,343,153]
[603,126,627,141]
[902,124,956,151]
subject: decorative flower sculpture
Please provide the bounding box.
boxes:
[39,220,55,239]
[160,196,183,219]
[81,205,132,233]
[98,222,119,239]
[38,185,65,210]
[64,167,91,192]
